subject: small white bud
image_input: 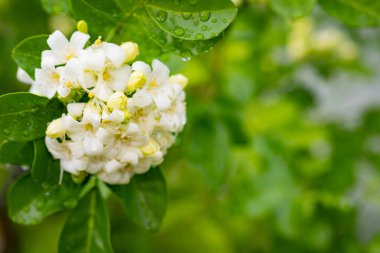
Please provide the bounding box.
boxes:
[140,139,160,156]
[107,91,127,111]
[46,118,65,138]
[121,42,140,63]
[126,71,146,93]
[67,103,86,118]
[168,74,188,89]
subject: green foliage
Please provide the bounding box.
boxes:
[12,35,49,78]
[0,93,64,142]
[59,189,113,253]
[319,0,380,26]
[7,174,82,225]
[146,0,237,40]
[0,141,34,166]
[40,0,70,14]
[32,138,61,186]
[110,168,167,232]
[271,0,316,19]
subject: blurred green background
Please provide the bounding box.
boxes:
[2,0,380,252]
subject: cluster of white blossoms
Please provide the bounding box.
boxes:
[17,28,187,184]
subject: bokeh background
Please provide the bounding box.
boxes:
[2,0,380,252]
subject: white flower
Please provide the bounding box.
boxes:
[43,30,90,66]
[28,30,188,185]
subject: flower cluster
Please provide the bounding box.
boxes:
[17,29,187,184]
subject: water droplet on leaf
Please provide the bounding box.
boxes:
[182,12,192,20]
[156,10,168,22]
[3,129,10,135]
[195,33,205,40]
[222,18,227,23]
[212,19,217,23]
[22,130,30,137]
[200,12,210,22]
[181,51,192,61]
[174,26,185,36]
[189,0,198,5]
[194,21,199,26]
[201,25,208,31]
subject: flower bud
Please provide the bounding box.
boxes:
[121,42,140,63]
[77,20,88,34]
[169,74,188,89]
[46,118,65,138]
[140,139,160,156]
[71,171,88,184]
[126,71,146,93]
[107,91,127,111]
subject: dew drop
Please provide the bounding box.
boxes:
[181,51,192,61]
[200,11,210,22]
[3,129,10,135]
[194,21,199,26]
[222,18,227,23]
[201,25,208,31]
[211,33,216,37]
[156,10,168,22]
[174,26,185,36]
[182,12,192,20]
[22,130,30,137]
[195,33,205,40]
[212,18,217,23]
[189,0,198,5]
[26,121,32,127]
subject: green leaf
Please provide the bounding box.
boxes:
[32,138,60,186]
[7,174,82,225]
[271,0,316,19]
[12,35,49,78]
[145,0,237,40]
[0,92,64,142]
[70,0,122,39]
[0,141,34,166]
[109,168,167,232]
[40,0,70,14]
[185,116,230,187]
[59,189,113,253]
[319,0,380,26]
[70,0,224,59]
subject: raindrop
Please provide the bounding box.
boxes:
[222,18,227,23]
[26,121,32,127]
[22,130,30,137]
[12,118,19,124]
[3,129,10,135]
[211,33,216,37]
[174,26,185,36]
[182,12,192,20]
[195,33,205,40]
[201,25,208,31]
[181,51,192,61]
[189,0,198,5]
[212,18,217,23]
[156,10,168,22]
[200,11,210,22]
[194,21,199,26]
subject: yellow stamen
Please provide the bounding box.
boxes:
[94,36,102,45]
[88,92,94,98]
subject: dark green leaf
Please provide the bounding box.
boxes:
[12,35,49,78]
[109,168,167,232]
[40,0,70,14]
[145,0,237,40]
[7,174,81,225]
[59,189,113,253]
[271,0,316,19]
[319,0,380,26]
[185,116,230,187]
[32,138,60,186]
[70,0,122,39]
[0,141,34,166]
[0,92,64,142]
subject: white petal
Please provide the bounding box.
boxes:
[57,85,71,98]
[96,127,113,144]
[102,109,124,123]
[47,30,69,51]
[151,59,170,85]
[104,159,125,173]
[80,48,105,71]
[83,134,103,156]
[108,66,131,91]
[16,68,33,85]
[152,94,171,111]
[104,43,126,67]
[69,31,90,51]
[94,82,113,101]
[83,106,101,127]
[132,61,151,77]
[67,103,86,118]
[67,141,84,158]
